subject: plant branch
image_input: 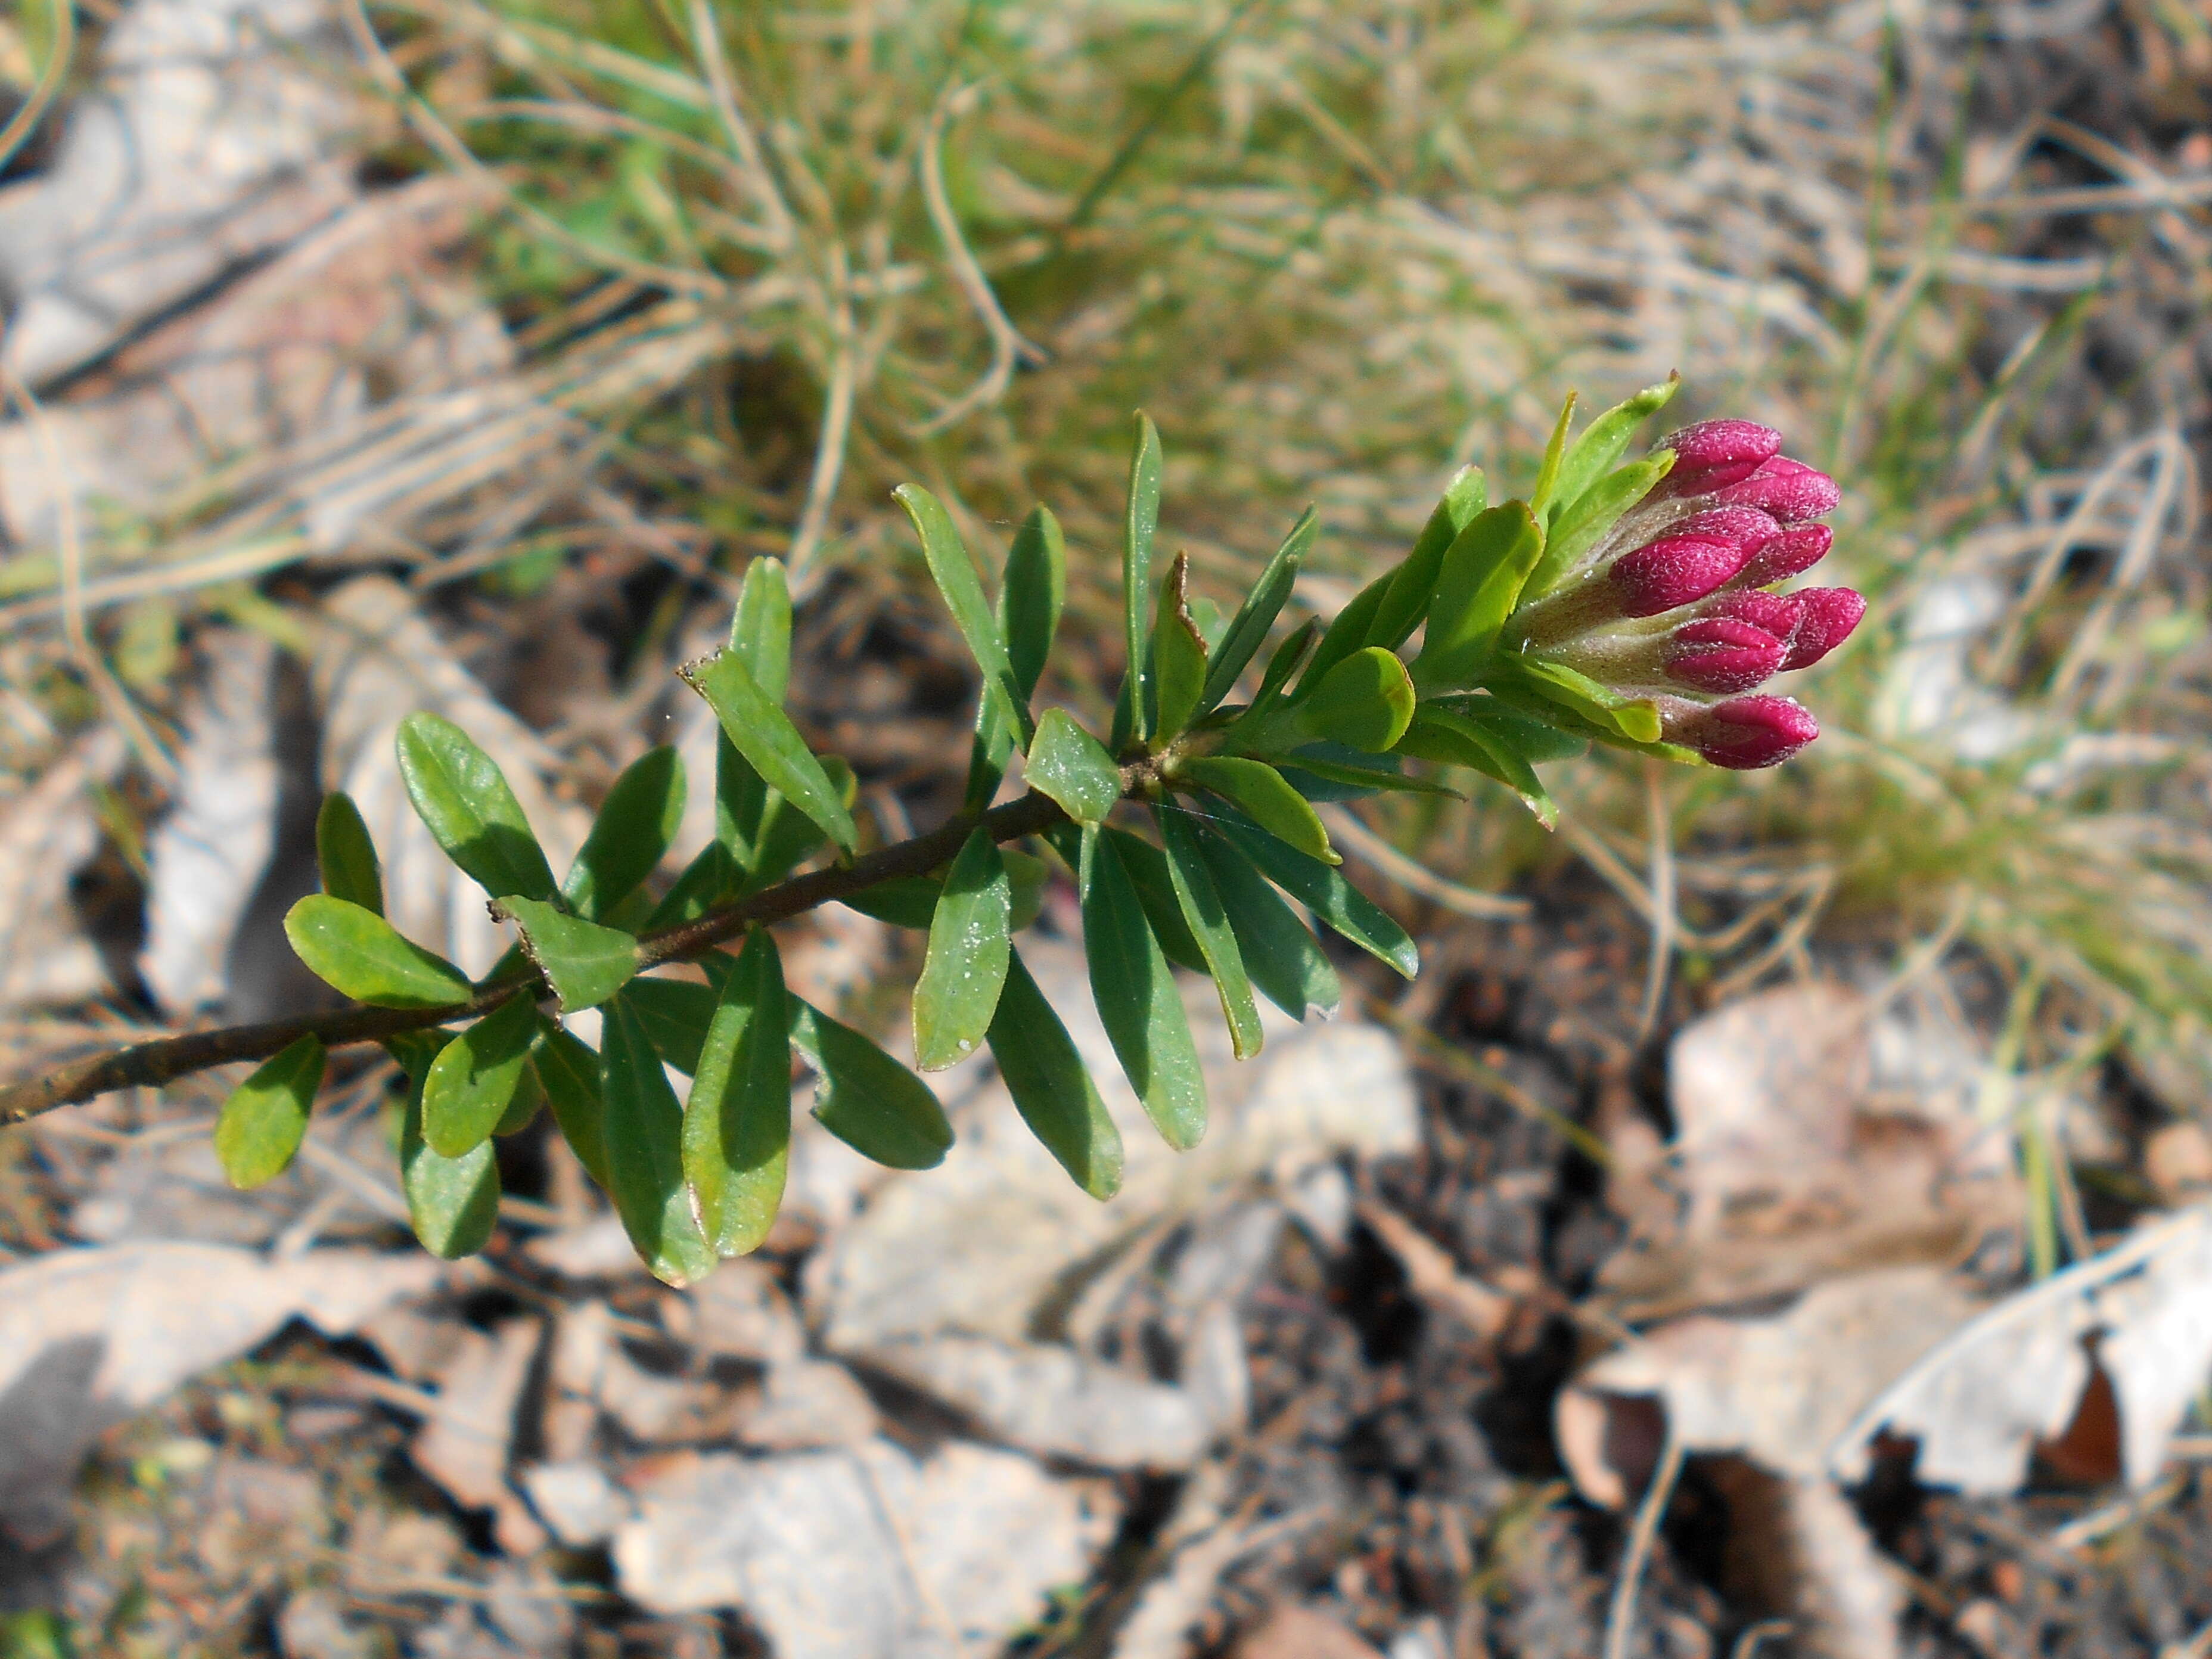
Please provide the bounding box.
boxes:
[0,767,1152,1126]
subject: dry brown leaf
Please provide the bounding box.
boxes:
[410,1315,546,1555]
[1598,983,2017,1319]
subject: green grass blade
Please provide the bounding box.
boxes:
[283,895,471,1009]
[988,948,1124,1200]
[215,1034,325,1189]
[395,712,558,903]
[682,931,790,1257]
[913,827,1013,1071]
[601,993,717,1286]
[1155,804,1263,1060]
[1079,824,1207,1151]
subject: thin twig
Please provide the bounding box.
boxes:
[785,247,860,585]
[1602,1416,1686,1659]
[685,0,796,252]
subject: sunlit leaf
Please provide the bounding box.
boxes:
[1079,824,1206,1151]
[1299,570,1391,695]
[315,793,383,916]
[421,991,539,1157]
[681,646,857,855]
[790,997,953,1170]
[1200,507,1316,714]
[1396,706,1558,827]
[913,828,1012,1071]
[395,712,558,903]
[731,555,793,701]
[1278,751,1462,799]
[683,930,790,1256]
[1298,647,1416,751]
[1177,756,1335,864]
[1528,392,1577,518]
[215,1035,324,1189]
[1524,452,1674,598]
[989,948,1123,1199]
[1187,820,1341,1021]
[496,896,639,1011]
[1369,467,1486,652]
[1151,552,1209,741]
[1120,412,1163,743]
[284,896,471,1009]
[564,746,685,921]
[601,992,717,1286]
[895,483,1030,748]
[1026,708,1121,825]
[1241,617,1318,728]
[1155,805,1263,1060]
[741,755,855,892]
[1413,503,1545,693]
[1212,806,1419,978]
[1002,506,1066,701]
[1492,657,1664,744]
[400,1042,500,1261]
[1549,375,1677,524]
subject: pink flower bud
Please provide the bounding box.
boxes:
[1674,696,1819,769]
[1669,507,1784,555]
[1606,508,1778,618]
[1733,524,1832,588]
[1779,588,1865,670]
[1664,617,1787,693]
[1705,589,1805,641]
[1711,456,1841,524]
[1657,419,1782,490]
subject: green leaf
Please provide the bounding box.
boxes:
[1413,504,1545,692]
[1437,697,1591,763]
[1524,452,1674,599]
[1396,706,1558,827]
[645,839,738,931]
[1177,757,1336,864]
[682,931,790,1256]
[496,896,639,1011]
[1200,507,1317,715]
[1240,617,1318,728]
[1549,375,1677,525]
[913,828,1012,1071]
[315,793,383,915]
[741,756,855,893]
[1528,392,1577,518]
[1121,412,1163,742]
[716,730,772,868]
[895,483,1030,751]
[681,647,858,855]
[840,876,944,931]
[564,747,685,921]
[495,1063,544,1136]
[284,896,471,1008]
[1369,467,1486,652]
[1155,805,1263,1060]
[1493,657,1663,745]
[1026,708,1121,825]
[989,949,1123,1199]
[1093,827,1208,973]
[215,1035,324,1188]
[1007,846,1047,931]
[400,1049,500,1261]
[420,991,540,1157]
[532,1020,613,1191]
[1002,506,1066,701]
[1213,806,1419,978]
[1298,647,1416,751]
[1298,570,1391,695]
[1079,825,1207,1151]
[623,974,718,1074]
[1279,751,1464,799]
[601,993,717,1285]
[1188,822,1341,1021]
[1151,551,1209,742]
[790,998,953,1170]
[395,712,558,903]
[731,556,793,701]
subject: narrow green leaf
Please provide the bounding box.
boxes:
[989,949,1124,1199]
[1549,375,1677,524]
[732,556,794,701]
[420,991,539,1157]
[1152,552,1209,742]
[215,1035,325,1188]
[1200,507,1317,714]
[683,931,790,1256]
[1079,825,1207,1151]
[601,993,717,1286]
[495,1062,545,1136]
[563,747,685,921]
[1395,707,1558,827]
[1279,752,1464,799]
[532,1020,613,1191]
[1122,412,1163,742]
[1436,697,1592,763]
[1240,617,1318,728]
[1370,467,1487,652]
[840,876,943,931]
[315,793,382,915]
[1177,756,1335,864]
[400,1047,500,1260]
[1524,452,1674,599]
[1006,847,1046,931]
[1026,708,1121,825]
[1155,806,1263,1061]
[741,756,855,893]
[1213,806,1419,978]
[1298,570,1391,695]
[645,839,738,931]
[717,731,772,868]
[1528,392,1577,518]
[1298,647,1416,751]
[1189,595,1226,650]
[284,895,471,1008]
[1413,504,1546,692]
[790,998,953,1170]
[496,896,639,1011]
[1493,657,1664,744]
[1092,826,1209,974]
[914,828,1012,1071]
[1187,821,1341,1021]
[1002,506,1066,701]
[894,483,1030,748]
[623,974,717,1074]
[395,712,557,903]
[681,647,858,855]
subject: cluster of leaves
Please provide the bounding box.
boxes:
[215,388,1700,1285]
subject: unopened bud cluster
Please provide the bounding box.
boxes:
[1514,419,1860,768]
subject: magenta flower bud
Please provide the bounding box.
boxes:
[1711,456,1841,524]
[1674,696,1819,769]
[1705,589,1805,641]
[1733,524,1832,588]
[1664,617,1787,693]
[1778,588,1865,670]
[1657,419,1782,490]
[1609,537,1745,617]
[1668,507,1784,556]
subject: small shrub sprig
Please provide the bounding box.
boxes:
[0,378,1856,1283]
